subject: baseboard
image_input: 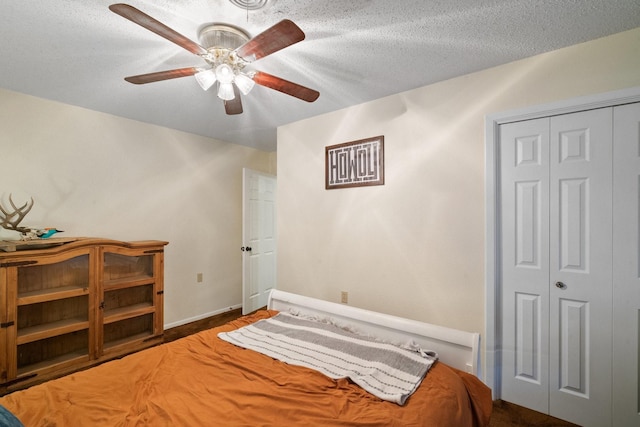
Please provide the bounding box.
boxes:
[164,304,242,330]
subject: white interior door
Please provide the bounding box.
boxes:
[499,117,551,414]
[242,168,276,314]
[500,108,613,426]
[547,109,612,426]
[612,102,640,427]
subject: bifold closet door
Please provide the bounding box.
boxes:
[612,102,640,427]
[500,108,613,427]
[500,117,551,414]
[547,108,612,426]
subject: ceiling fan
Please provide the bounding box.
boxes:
[109,3,320,115]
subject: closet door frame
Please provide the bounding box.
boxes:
[484,85,640,396]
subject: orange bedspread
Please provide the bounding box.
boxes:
[0,310,492,426]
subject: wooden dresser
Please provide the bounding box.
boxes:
[0,238,168,394]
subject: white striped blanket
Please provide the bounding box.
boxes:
[218,312,438,405]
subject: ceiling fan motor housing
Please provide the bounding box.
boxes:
[198,24,253,74]
[198,24,250,50]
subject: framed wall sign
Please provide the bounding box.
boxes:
[325,136,385,189]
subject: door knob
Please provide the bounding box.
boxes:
[555,281,566,289]
[241,246,252,252]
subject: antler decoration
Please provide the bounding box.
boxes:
[0,194,35,234]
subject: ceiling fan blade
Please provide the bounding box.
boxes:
[124,67,199,84]
[224,86,243,115]
[235,20,305,61]
[109,3,207,56]
[253,71,319,102]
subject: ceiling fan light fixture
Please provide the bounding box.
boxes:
[218,82,236,100]
[215,63,235,84]
[194,69,217,90]
[234,72,255,95]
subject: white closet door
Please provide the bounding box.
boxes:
[500,108,613,426]
[500,117,551,413]
[612,102,640,427]
[548,109,612,427]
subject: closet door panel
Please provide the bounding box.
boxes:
[548,108,612,427]
[612,102,640,427]
[500,118,550,413]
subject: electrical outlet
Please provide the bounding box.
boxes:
[341,291,348,304]
[197,273,203,283]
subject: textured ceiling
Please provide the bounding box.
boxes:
[1,0,640,151]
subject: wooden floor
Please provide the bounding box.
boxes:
[489,400,580,426]
[167,309,580,427]
[163,308,242,343]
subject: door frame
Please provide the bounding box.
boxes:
[484,86,640,397]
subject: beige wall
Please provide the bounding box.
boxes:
[277,27,640,333]
[0,88,276,327]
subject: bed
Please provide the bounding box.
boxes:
[0,289,492,426]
